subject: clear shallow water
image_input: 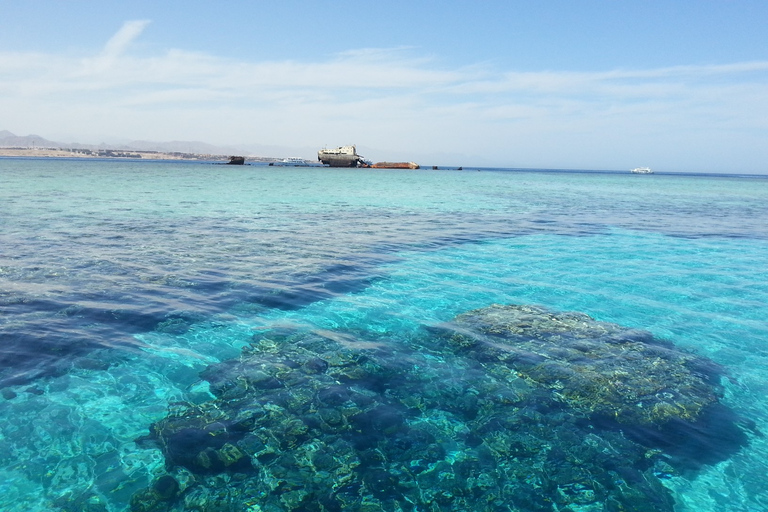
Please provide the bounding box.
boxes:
[1,158,768,511]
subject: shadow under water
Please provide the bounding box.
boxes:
[131,304,752,512]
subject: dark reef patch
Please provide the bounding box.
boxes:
[137,304,749,512]
[246,267,384,311]
[0,292,209,388]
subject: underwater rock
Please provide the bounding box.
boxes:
[152,475,180,500]
[129,477,179,512]
[154,317,192,335]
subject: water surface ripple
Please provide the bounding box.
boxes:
[1,159,767,511]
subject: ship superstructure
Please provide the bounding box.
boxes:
[318,145,365,167]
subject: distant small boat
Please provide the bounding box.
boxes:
[630,167,653,174]
[281,157,308,166]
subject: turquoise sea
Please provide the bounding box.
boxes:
[1,158,767,512]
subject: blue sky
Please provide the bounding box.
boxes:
[2,1,767,171]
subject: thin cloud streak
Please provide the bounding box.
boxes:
[101,20,151,61]
[80,20,151,74]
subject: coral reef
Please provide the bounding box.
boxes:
[134,304,746,512]
[444,304,723,424]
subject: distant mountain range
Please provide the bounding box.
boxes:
[0,130,318,160]
[0,130,59,149]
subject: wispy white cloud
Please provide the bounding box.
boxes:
[102,20,151,60]
[82,20,151,73]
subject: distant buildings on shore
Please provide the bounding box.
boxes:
[0,146,219,160]
[0,146,291,162]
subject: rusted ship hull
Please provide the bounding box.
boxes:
[319,155,362,167]
[371,162,420,169]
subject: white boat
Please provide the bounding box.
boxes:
[269,157,311,167]
[282,157,308,166]
[630,167,653,174]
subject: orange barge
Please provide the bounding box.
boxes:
[371,162,420,169]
